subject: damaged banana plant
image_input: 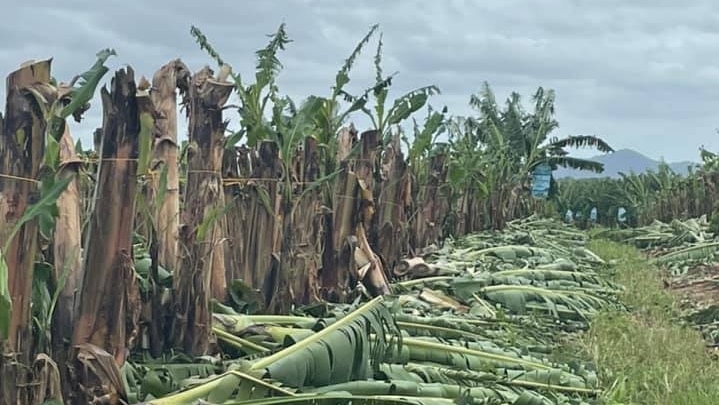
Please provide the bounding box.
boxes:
[0,49,116,405]
[121,217,621,405]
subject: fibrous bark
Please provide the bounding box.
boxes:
[223,142,281,309]
[72,68,142,371]
[328,129,391,300]
[323,127,358,301]
[411,152,449,251]
[0,59,53,405]
[172,67,233,356]
[270,137,324,312]
[51,125,84,397]
[376,133,411,273]
[353,130,391,296]
[150,59,190,273]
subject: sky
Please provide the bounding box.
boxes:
[1,0,718,162]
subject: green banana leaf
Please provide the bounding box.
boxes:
[652,242,719,265]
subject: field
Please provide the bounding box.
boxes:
[1,25,719,405]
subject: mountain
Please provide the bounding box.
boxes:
[553,148,698,179]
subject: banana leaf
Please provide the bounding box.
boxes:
[652,242,719,265]
[221,394,459,405]
[306,380,565,404]
[250,296,401,389]
[0,250,10,340]
[147,370,295,404]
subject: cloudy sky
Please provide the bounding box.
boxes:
[2,0,718,162]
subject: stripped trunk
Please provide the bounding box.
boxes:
[376,134,410,272]
[324,127,358,301]
[271,138,324,312]
[410,152,449,252]
[291,138,324,305]
[143,60,190,356]
[150,59,189,272]
[72,68,142,377]
[222,147,242,286]
[355,131,391,296]
[338,130,391,298]
[223,142,281,308]
[172,67,232,355]
[0,59,52,405]
[52,125,84,397]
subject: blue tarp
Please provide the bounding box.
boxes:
[531,163,552,198]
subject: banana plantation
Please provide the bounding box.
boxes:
[554,150,719,228]
[1,24,717,405]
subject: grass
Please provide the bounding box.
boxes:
[580,239,719,405]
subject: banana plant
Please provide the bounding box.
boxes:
[140,297,401,403]
[119,216,615,405]
[402,105,448,183]
[358,32,440,147]
[457,83,613,229]
[191,24,289,149]
[0,49,115,341]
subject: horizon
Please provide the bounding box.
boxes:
[568,147,703,164]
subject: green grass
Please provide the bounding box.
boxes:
[580,239,719,405]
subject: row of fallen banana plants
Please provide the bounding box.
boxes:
[123,217,624,404]
[595,215,719,274]
[596,216,713,250]
[597,216,719,349]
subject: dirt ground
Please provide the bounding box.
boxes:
[668,264,719,310]
[666,263,719,350]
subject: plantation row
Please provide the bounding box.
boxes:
[600,216,719,345]
[0,25,612,403]
[554,152,719,229]
[125,217,624,404]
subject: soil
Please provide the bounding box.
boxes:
[667,264,719,310]
[665,263,719,351]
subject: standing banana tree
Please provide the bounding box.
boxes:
[403,106,450,249]
[349,33,441,271]
[462,83,613,229]
[190,24,390,310]
[359,33,440,146]
[444,116,491,233]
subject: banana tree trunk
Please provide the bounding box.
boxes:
[376,134,410,273]
[138,60,190,358]
[222,148,242,285]
[52,125,84,397]
[411,152,448,251]
[150,59,190,273]
[352,130,391,296]
[222,144,278,308]
[270,137,324,312]
[324,127,358,301]
[72,67,143,369]
[0,59,52,405]
[171,67,233,356]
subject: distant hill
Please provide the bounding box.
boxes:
[553,149,698,179]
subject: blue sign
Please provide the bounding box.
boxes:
[531,162,552,198]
